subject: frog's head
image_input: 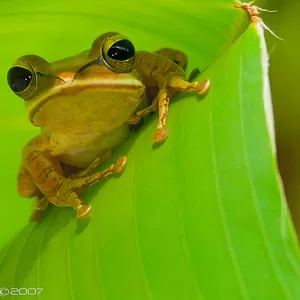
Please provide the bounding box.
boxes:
[7,32,145,134]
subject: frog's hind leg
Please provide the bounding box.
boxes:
[66,150,113,197]
[69,150,113,179]
[61,151,112,180]
[24,134,127,219]
[155,48,188,70]
[18,164,40,198]
[51,151,124,218]
[71,155,126,189]
[29,196,49,222]
[55,155,127,218]
[18,164,51,222]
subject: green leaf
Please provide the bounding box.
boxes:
[0,0,299,300]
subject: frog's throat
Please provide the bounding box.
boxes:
[27,79,145,124]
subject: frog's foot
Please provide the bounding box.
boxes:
[153,77,210,143]
[153,126,169,144]
[29,196,49,222]
[49,189,93,219]
[76,204,92,218]
[169,77,210,95]
[49,156,127,218]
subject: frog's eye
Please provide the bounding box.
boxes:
[7,67,33,93]
[7,55,48,100]
[102,34,135,73]
[107,40,135,61]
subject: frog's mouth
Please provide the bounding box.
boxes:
[28,78,145,129]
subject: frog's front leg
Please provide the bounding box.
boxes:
[127,68,204,127]
[23,133,126,218]
[128,73,210,143]
[153,75,210,143]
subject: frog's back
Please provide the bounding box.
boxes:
[135,49,187,87]
[154,48,188,70]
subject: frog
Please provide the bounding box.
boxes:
[7,32,210,221]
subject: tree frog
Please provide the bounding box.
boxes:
[7,32,210,221]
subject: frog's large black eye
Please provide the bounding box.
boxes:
[101,33,136,73]
[7,67,33,93]
[107,39,135,61]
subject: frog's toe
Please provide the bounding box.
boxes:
[152,127,168,143]
[195,79,211,95]
[127,116,140,125]
[113,156,127,174]
[76,204,92,218]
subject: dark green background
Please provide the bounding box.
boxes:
[258,0,300,238]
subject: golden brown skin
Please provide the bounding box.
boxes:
[7,32,210,221]
[131,49,210,141]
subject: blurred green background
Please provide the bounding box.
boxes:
[257,0,300,238]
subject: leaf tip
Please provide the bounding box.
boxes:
[234,1,283,40]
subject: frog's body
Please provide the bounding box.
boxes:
[7,32,210,221]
